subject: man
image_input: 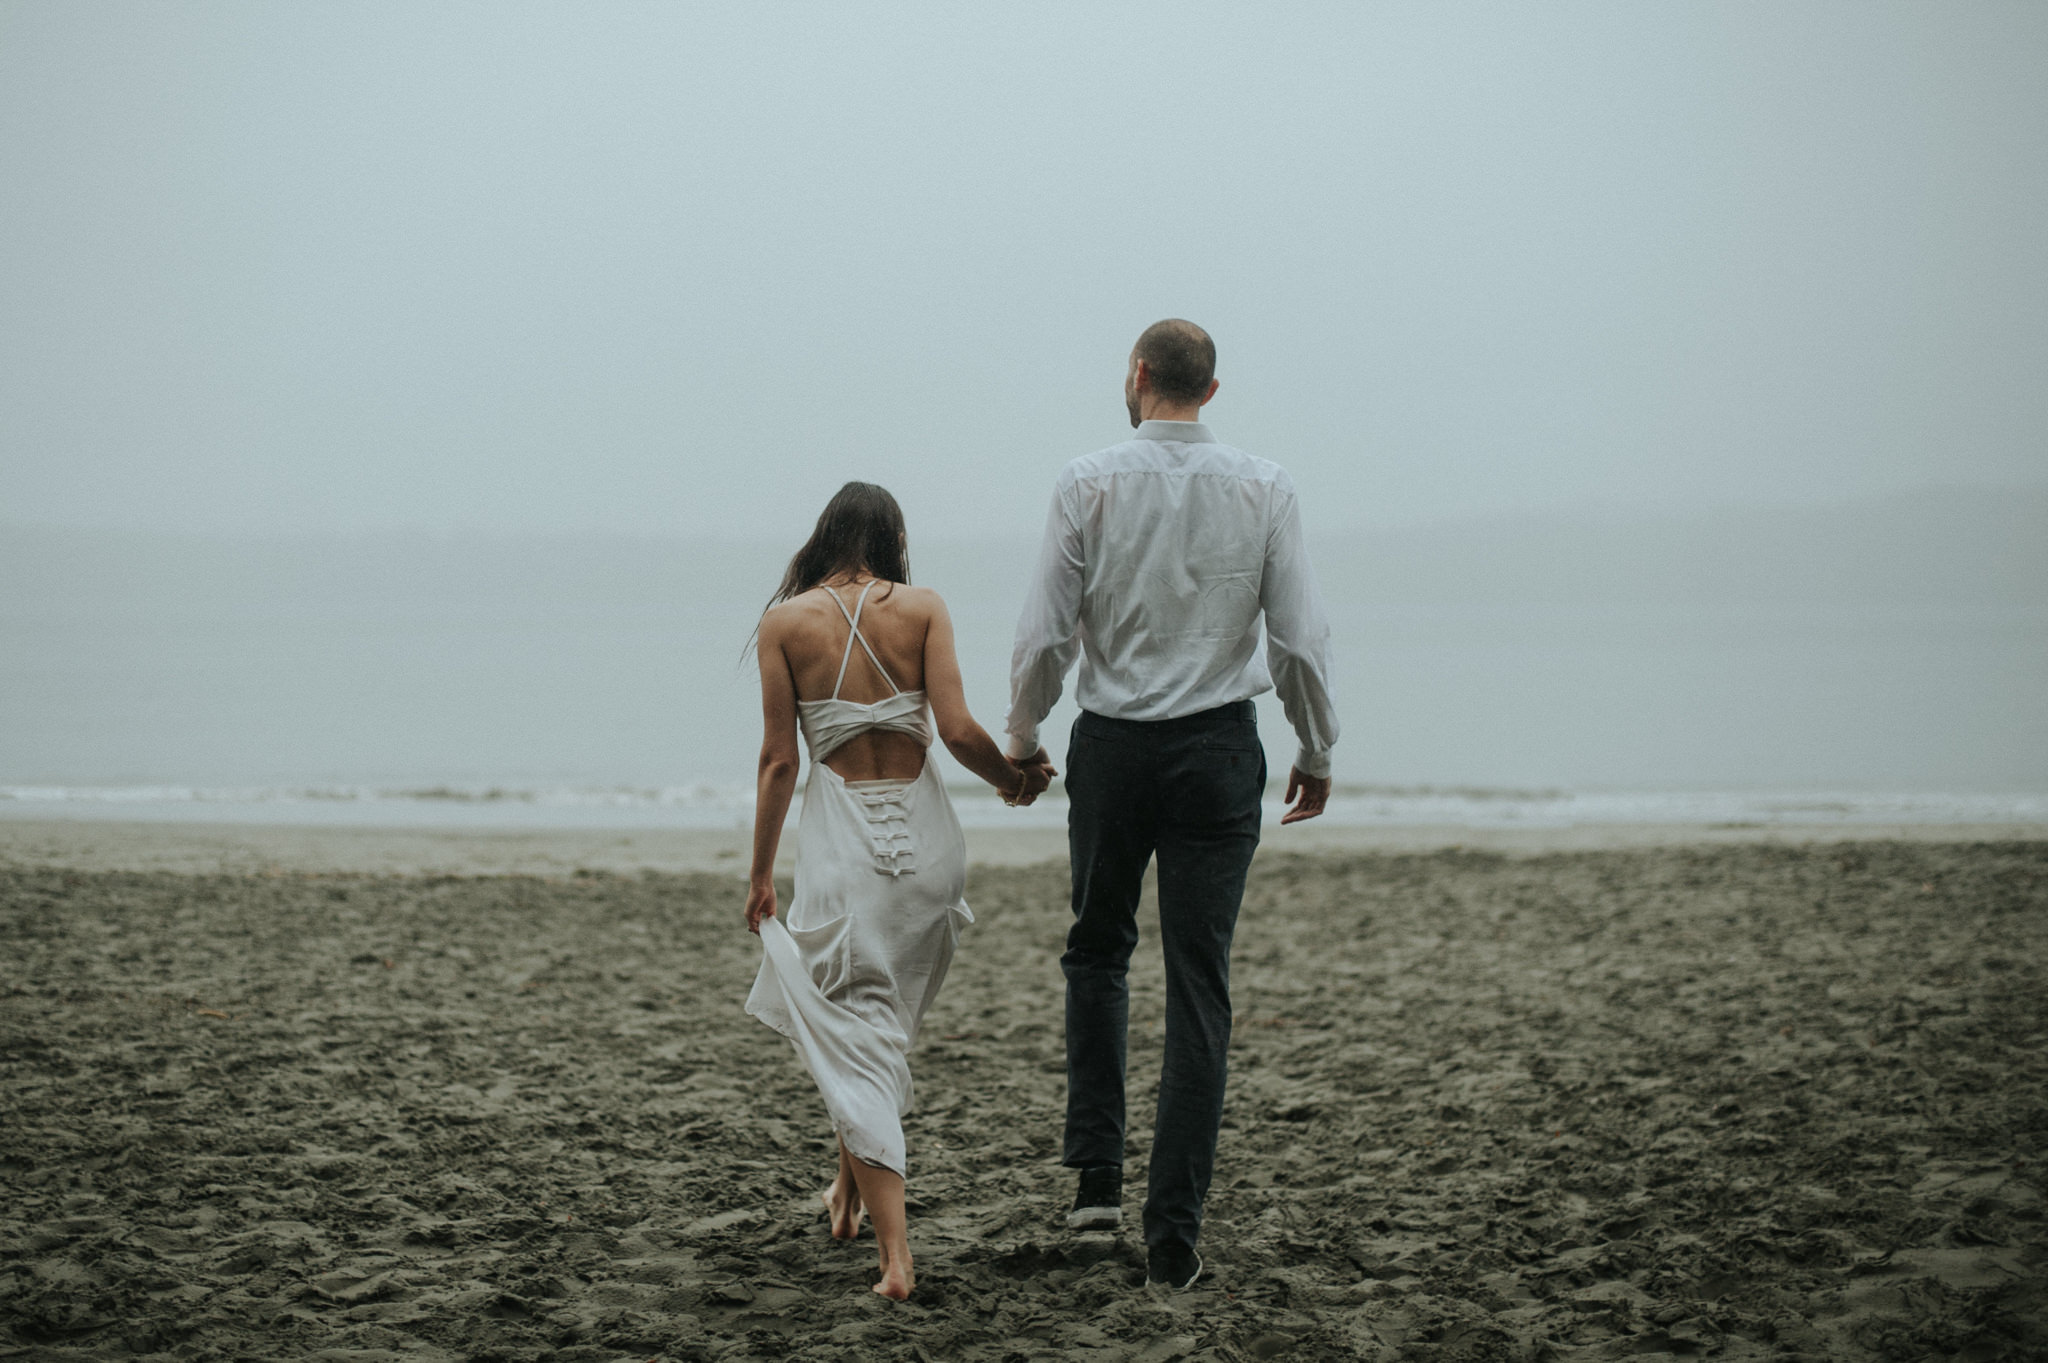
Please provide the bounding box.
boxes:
[1007,319,1339,1290]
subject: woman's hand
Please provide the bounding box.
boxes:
[745,880,778,934]
[1004,752,1057,807]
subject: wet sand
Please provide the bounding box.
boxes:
[2,836,2044,1361]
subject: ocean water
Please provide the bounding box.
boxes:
[4,492,2044,827]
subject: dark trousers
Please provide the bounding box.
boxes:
[1061,700,1265,1253]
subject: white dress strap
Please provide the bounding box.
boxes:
[825,581,903,698]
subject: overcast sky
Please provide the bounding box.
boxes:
[2,1,2042,542]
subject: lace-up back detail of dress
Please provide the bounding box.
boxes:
[796,581,932,764]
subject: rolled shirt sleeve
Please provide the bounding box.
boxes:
[1260,481,1340,778]
[1005,482,1085,759]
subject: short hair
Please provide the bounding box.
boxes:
[1133,319,1216,402]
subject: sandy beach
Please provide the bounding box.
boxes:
[2,826,2044,1361]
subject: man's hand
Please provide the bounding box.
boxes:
[745,880,777,934]
[1009,747,1058,806]
[1281,766,1330,825]
[1014,763,1051,805]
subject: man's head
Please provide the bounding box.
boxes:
[1125,319,1219,427]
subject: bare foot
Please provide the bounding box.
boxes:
[821,1177,864,1240]
[873,1260,913,1300]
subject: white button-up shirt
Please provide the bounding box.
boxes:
[1006,420,1339,778]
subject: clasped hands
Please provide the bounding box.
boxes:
[1004,747,1058,807]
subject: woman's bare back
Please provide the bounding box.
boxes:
[773,580,934,782]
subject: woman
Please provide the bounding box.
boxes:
[743,481,1049,1300]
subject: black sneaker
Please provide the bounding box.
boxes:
[1067,1165,1122,1230]
[1146,1240,1202,1290]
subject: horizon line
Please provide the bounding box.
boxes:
[6,478,2046,543]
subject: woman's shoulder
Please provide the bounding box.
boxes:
[757,592,822,639]
[763,581,941,628]
[879,583,949,626]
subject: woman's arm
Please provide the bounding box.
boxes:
[747,612,802,932]
[922,592,1050,802]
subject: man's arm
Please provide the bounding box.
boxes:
[1006,481,1085,762]
[1260,480,1339,820]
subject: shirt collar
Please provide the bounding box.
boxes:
[1133,419,1215,445]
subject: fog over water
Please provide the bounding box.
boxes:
[2,5,2043,818]
[4,489,2042,815]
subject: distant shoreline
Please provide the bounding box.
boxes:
[2,817,2041,878]
[4,783,2042,834]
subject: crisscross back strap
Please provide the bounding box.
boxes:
[826,581,903,699]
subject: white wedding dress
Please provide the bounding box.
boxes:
[745,582,973,1177]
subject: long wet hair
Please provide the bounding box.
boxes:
[746,481,910,656]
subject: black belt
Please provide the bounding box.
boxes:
[1078,699,1255,733]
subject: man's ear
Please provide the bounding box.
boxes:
[1130,358,1150,392]
[1199,378,1220,407]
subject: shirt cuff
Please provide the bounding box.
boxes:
[1006,729,1042,762]
[1293,746,1333,780]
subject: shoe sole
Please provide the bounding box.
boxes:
[1066,1206,1122,1231]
